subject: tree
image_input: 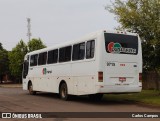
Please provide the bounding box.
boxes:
[106,0,160,71]
[0,43,3,50]
[8,38,46,83]
[106,0,160,89]
[0,43,9,82]
[28,38,46,52]
[0,50,9,73]
[8,40,28,81]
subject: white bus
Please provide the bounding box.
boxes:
[22,30,142,100]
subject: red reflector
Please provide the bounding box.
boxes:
[100,86,104,88]
[98,72,103,82]
[119,77,126,82]
[120,64,125,66]
[139,73,142,82]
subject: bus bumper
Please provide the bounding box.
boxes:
[96,85,142,93]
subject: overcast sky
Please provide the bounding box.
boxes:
[0,0,119,50]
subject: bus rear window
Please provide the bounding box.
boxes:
[104,33,138,55]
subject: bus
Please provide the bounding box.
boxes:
[22,30,142,100]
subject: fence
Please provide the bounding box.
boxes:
[143,71,160,90]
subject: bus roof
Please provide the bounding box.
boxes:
[26,30,138,56]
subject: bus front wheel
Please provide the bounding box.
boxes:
[28,82,36,95]
[59,83,69,101]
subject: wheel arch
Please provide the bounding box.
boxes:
[27,80,32,90]
[59,80,67,93]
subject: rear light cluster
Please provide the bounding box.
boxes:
[98,72,103,82]
[139,73,142,82]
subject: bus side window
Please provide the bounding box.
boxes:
[72,42,85,61]
[79,42,85,59]
[30,54,38,66]
[59,48,65,62]
[59,46,72,62]
[91,40,95,58]
[65,46,72,61]
[47,49,58,64]
[86,40,95,59]
[38,52,47,65]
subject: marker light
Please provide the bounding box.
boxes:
[98,72,103,82]
[139,73,142,82]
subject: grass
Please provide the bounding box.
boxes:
[103,90,160,106]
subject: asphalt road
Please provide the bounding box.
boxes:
[0,87,159,121]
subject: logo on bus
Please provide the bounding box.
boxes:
[107,42,136,54]
[42,68,47,75]
[42,68,52,75]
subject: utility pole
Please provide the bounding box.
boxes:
[27,18,32,41]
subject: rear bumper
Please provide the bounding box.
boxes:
[96,85,142,93]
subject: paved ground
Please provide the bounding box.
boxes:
[0,84,22,88]
[0,87,159,121]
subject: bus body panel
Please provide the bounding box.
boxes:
[95,32,142,93]
[72,60,97,95]
[22,30,142,96]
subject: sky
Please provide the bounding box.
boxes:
[0,0,119,51]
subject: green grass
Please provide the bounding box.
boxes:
[103,90,160,106]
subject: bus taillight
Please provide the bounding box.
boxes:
[98,72,103,82]
[139,73,142,82]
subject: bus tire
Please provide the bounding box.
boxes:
[89,94,103,101]
[28,82,36,95]
[59,83,69,101]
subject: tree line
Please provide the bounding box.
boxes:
[107,0,160,72]
[0,38,46,83]
[0,0,159,84]
[106,0,160,89]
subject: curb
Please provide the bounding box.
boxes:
[0,84,22,88]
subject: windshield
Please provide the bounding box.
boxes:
[104,33,138,55]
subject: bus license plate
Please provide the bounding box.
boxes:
[119,77,126,82]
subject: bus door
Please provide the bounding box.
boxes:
[23,60,29,79]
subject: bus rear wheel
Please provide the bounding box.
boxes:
[28,82,36,95]
[59,83,69,100]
